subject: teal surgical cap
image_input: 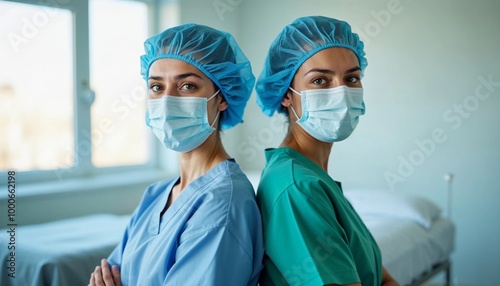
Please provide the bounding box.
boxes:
[256,16,367,116]
[141,23,255,130]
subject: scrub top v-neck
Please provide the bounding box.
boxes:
[108,159,264,286]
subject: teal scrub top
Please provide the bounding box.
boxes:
[257,148,382,286]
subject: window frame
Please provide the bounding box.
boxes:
[2,0,163,184]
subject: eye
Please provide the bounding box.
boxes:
[180,83,196,91]
[312,77,328,85]
[149,84,163,92]
[345,75,361,84]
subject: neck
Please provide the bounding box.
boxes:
[176,133,230,191]
[280,126,332,172]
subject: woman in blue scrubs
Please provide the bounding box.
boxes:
[255,16,398,286]
[88,24,264,286]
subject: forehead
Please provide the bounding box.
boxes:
[298,47,360,74]
[148,58,208,79]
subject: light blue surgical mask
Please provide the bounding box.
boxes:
[289,85,365,143]
[146,90,220,152]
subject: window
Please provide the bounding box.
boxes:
[89,0,149,167]
[0,1,74,172]
[0,0,156,182]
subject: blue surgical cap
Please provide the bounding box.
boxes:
[256,16,367,116]
[141,23,255,130]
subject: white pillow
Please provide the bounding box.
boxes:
[344,189,442,229]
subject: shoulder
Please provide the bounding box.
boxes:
[182,161,263,255]
[220,160,257,201]
[217,161,263,230]
[204,160,255,202]
[188,160,260,226]
[258,150,328,202]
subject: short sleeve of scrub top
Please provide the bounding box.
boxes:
[256,148,382,286]
[108,159,264,286]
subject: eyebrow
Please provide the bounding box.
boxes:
[303,66,361,77]
[148,72,204,81]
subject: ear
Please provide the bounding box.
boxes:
[281,90,293,108]
[217,94,229,111]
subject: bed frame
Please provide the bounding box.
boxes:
[412,260,451,286]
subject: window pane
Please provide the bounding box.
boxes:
[0,1,74,171]
[90,0,149,167]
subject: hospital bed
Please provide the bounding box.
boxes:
[0,214,130,286]
[344,189,455,286]
[0,189,454,286]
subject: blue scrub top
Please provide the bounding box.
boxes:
[108,159,264,285]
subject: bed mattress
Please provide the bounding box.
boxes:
[361,214,455,286]
[0,214,130,286]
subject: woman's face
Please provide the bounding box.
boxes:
[282,47,362,119]
[147,58,227,126]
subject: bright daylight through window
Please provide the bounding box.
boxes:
[0,0,151,178]
[89,0,149,167]
[0,1,74,171]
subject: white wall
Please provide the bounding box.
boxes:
[181,0,500,284]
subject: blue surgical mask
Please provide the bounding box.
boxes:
[289,86,365,143]
[146,91,220,152]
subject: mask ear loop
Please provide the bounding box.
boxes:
[208,89,221,128]
[210,110,220,128]
[207,89,221,101]
[288,87,302,121]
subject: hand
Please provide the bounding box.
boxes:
[89,259,121,286]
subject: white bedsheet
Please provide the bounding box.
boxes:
[0,214,130,286]
[361,214,455,286]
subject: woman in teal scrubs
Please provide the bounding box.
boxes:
[255,16,399,286]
